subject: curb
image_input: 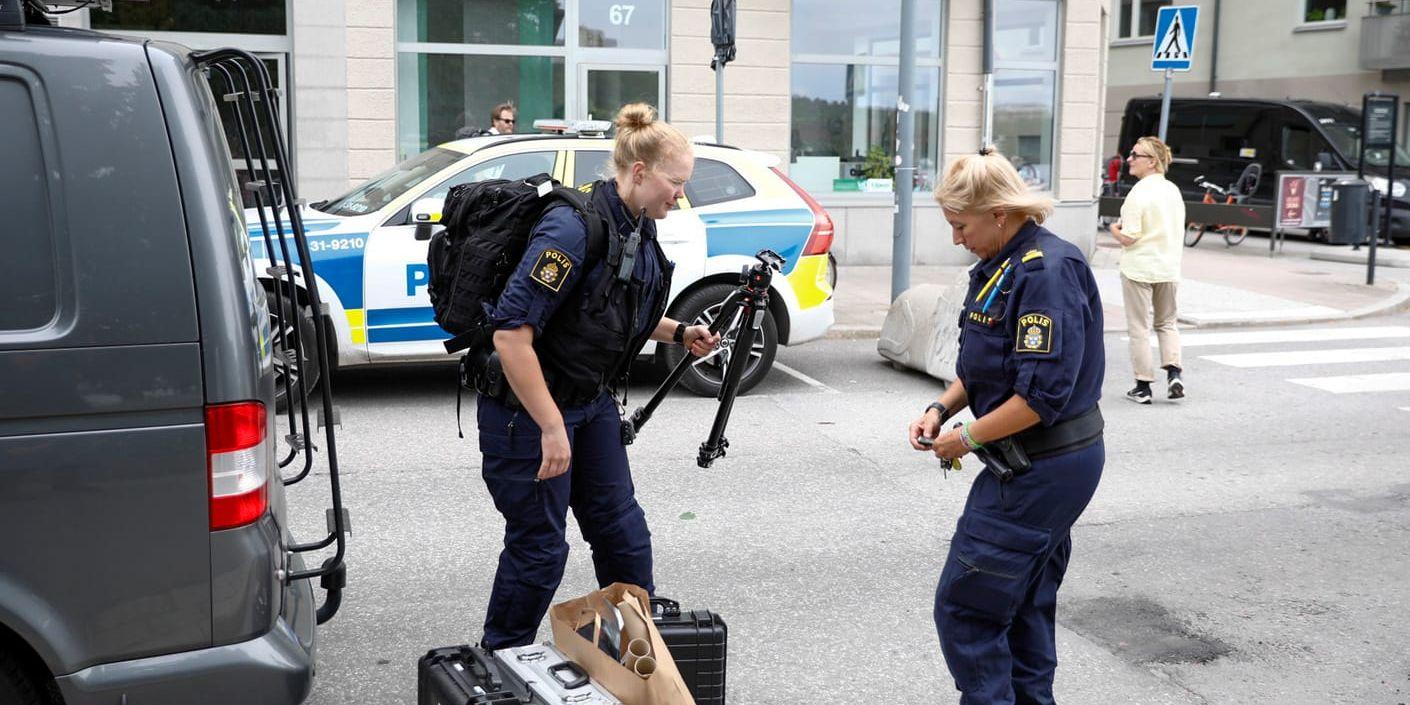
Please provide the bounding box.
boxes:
[1309,249,1410,269]
[1177,280,1410,329]
[826,280,1410,339]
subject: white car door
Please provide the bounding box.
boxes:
[361,150,559,362]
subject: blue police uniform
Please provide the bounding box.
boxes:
[936,220,1105,705]
[477,180,670,649]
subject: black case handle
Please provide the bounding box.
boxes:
[650,596,681,620]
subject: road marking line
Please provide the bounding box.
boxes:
[772,362,840,394]
[1287,372,1410,394]
[1141,326,1410,348]
[1201,346,1410,368]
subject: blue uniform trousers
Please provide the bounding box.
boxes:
[934,441,1104,705]
[478,392,654,650]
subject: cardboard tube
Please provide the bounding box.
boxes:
[620,636,651,672]
[632,654,657,678]
[615,598,651,654]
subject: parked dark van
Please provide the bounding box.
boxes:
[1119,97,1410,242]
[1,10,342,705]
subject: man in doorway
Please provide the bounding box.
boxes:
[489,102,516,135]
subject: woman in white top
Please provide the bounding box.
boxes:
[1110,136,1186,404]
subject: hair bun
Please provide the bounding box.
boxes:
[615,103,656,132]
[978,144,997,157]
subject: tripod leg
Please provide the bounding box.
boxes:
[622,291,743,444]
[698,296,764,467]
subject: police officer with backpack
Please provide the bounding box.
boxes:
[476,104,719,650]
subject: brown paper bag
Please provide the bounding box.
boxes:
[549,583,696,705]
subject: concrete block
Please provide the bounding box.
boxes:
[673,65,789,96]
[1065,47,1101,77]
[347,58,394,89]
[348,119,396,151]
[346,0,392,28]
[948,19,984,47]
[1062,73,1101,104]
[347,27,394,60]
[348,149,396,181]
[736,10,790,40]
[741,0,790,13]
[348,89,396,121]
[1064,100,1101,129]
[671,7,711,37]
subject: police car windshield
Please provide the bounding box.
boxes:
[318,148,463,217]
[1304,104,1410,170]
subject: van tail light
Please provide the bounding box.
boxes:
[772,167,835,256]
[206,401,269,531]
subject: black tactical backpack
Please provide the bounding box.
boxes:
[427,173,606,354]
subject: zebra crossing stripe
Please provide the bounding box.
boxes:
[1287,373,1410,394]
[1202,346,1410,368]
[1171,326,1410,348]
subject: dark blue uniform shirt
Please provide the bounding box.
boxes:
[955,221,1104,426]
[489,180,665,340]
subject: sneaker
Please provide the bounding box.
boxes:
[1125,385,1153,404]
[1168,376,1186,400]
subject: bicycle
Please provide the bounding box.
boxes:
[1184,163,1261,247]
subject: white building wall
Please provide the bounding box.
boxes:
[293,0,350,202]
[346,0,398,186]
[668,0,792,166]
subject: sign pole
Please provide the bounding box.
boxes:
[1380,97,1399,286]
[890,0,917,301]
[1158,68,1174,142]
[715,64,725,145]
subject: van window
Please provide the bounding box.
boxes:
[1281,125,1325,171]
[685,159,756,207]
[0,77,58,331]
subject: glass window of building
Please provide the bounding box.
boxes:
[1114,0,1171,39]
[993,0,1059,191]
[789,0,943,195]
[91,0,287,34]
[397,0,667,161]
[1303,0,1347,22]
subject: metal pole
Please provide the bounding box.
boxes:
[890,0,917,300]
[980,0,995,146]
[1208,0,1221,95]
[1158,68,1174,141]
[715,61,725,145]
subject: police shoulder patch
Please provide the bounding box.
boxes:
[530,249,573,292]
[1015,312,1053,354]
[1021,248,1046,270]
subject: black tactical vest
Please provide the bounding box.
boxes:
[535,182,674,406]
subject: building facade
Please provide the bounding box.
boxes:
[1104,0,1410,157]
[69,0,1111,264]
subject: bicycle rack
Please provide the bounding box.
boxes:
[195,48,349,625]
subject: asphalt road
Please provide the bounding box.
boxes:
[287,312,1410,705]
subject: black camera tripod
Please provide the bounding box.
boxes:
[620,249,785,468]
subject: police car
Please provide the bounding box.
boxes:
[248,123,836,401]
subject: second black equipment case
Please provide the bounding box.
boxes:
[650,597,728,705]
[417,645,524,705]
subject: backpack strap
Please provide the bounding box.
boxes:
[545,186,611,267]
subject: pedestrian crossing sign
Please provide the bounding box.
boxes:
[1151,5,1199,72]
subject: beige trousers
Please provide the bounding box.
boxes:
[1121,275,1181,382]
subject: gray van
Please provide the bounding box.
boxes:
[1,8,345,705]
[1119,97,1410,242]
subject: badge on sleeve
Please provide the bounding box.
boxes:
[1016,312,1053,354]
[530,249,573,292]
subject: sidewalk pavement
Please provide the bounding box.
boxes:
[828,229,1410,339]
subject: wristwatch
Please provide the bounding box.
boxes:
[673,322,687,345]
[925,401,949,422]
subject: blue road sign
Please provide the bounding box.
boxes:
[1151,5,1199,72]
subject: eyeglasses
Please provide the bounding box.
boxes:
[1128,152,1154,160]
[496,117,516,124]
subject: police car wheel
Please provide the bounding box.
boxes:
[660,282,778,397]
[267,295,322,412]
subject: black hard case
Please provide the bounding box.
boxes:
[650,597,728,705]
[417,645,527,705]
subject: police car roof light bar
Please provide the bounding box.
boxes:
[532,118,613,136]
